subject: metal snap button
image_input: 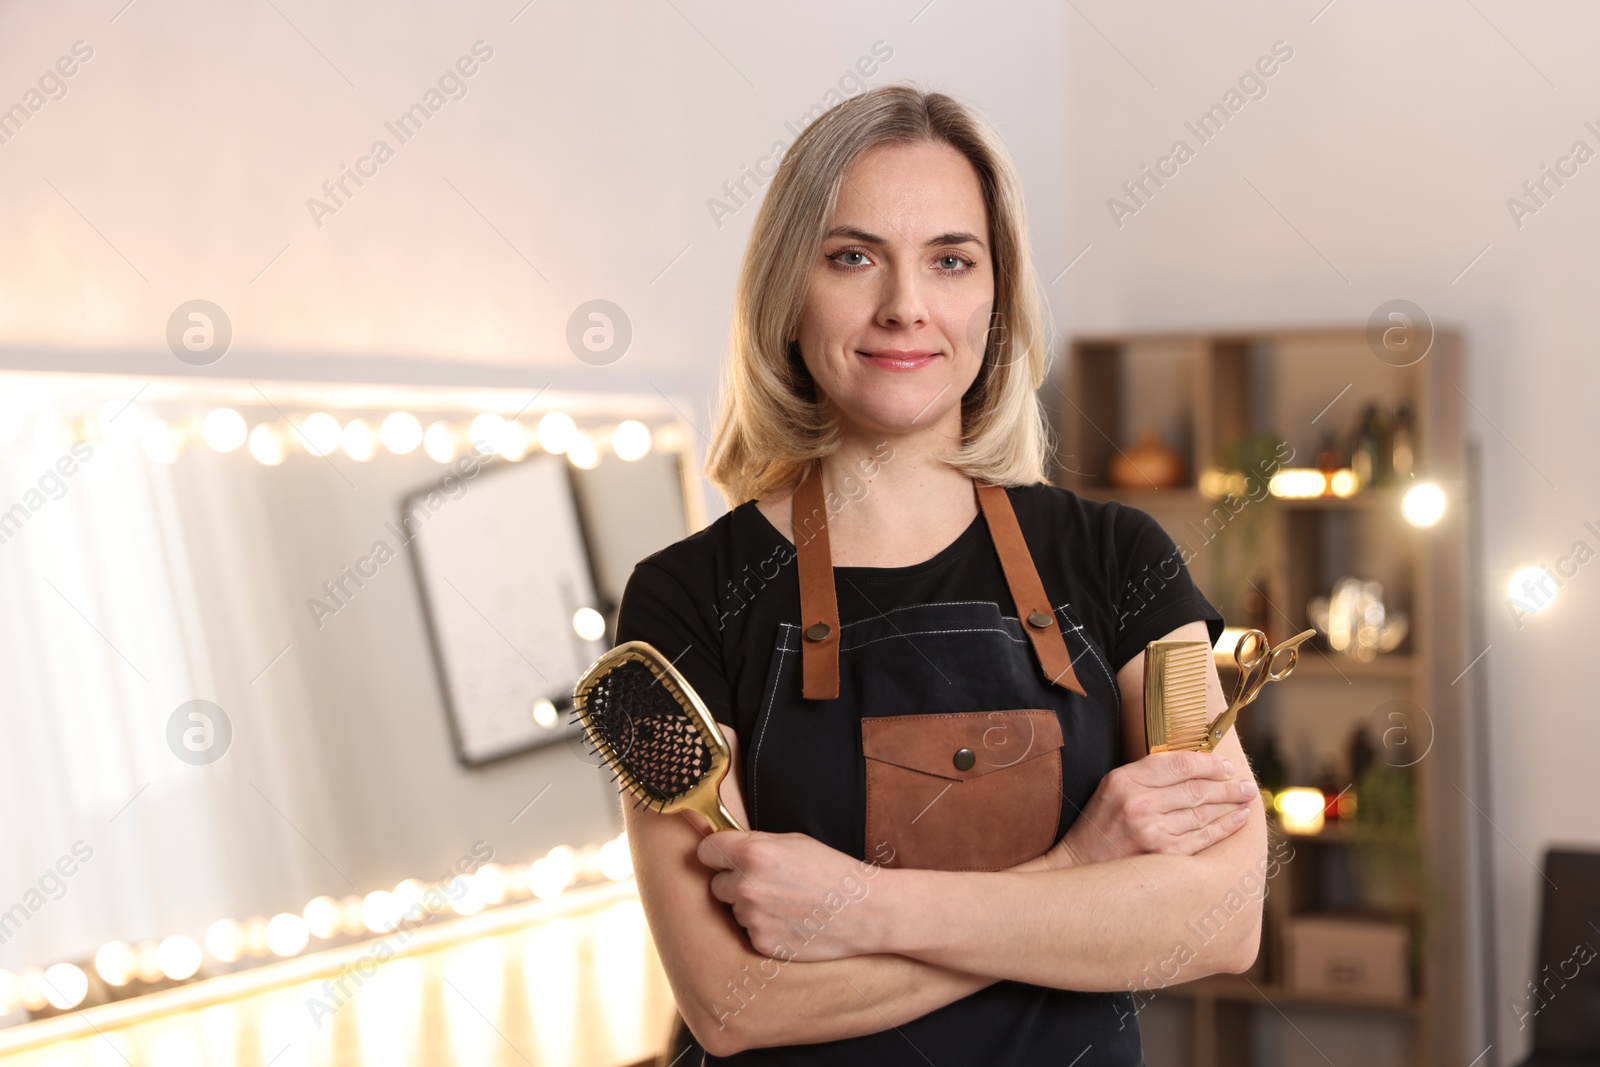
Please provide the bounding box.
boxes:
[953,747,975,771]
[1026,611,1052,629]
[804,622,831,641]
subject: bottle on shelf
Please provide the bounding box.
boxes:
[1391,403,1415,482]
[1350,404,1379,489]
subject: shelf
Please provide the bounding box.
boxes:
[1170,973,1422,1015]
[1290,654,1415,681]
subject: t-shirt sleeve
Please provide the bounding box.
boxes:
[613,560,735,730]
[1107,503,1226,673]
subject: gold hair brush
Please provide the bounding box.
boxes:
[1144,628,1315,753]
[571,640,744,831]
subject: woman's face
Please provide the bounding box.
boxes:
[794,140,995,443]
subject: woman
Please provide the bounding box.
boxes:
[614,83,1267,1065]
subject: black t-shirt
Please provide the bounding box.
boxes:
[613,480,1225,1064]
[617,481,1224,742]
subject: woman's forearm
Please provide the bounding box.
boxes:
[699,950,996,1055]
[867,803,1269,991]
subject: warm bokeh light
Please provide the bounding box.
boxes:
[1328,469,1359,497]
[42,963,88,1009]
[470,413,506,456]
[381,411,423,455]
[572,606,606,642]
[653,423,686,454]
[1274,787,1327,835]
[536,412,577,454]
[94,940,137,986]
[362,890,401,933]
[134,940,164,982]
[598,836,633,881]
[1508,566,1554,612]
[205,919,245,963]
[300,412,343,457]
[243,916,270,958]
[202,408,247,452]
[612,419,652,461]
[157,935,203,980]
[1267,468,1328,499]
[1402,481,1446,527]
[423,420,455,463]
[303,896,342,940]
[532,697,559,728]
[247,422,286,466]
[496,421,529,460]
[342,418,376,461]
[530,847,578,900]
[265,913,310,957]
[18,968,48,1011]
[566,432,599,469]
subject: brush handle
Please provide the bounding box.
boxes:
[704,799,742,833]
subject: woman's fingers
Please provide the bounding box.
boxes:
[1165,802,1253,854]
[1154,774,1257,814]
[1134,749,1235,788]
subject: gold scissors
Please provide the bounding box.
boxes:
[1206,627,1316,747]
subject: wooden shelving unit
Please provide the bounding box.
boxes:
[1054,327,1472,1067]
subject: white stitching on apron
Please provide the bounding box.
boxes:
[750,638,790,830]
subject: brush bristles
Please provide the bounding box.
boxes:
[1151,643,1212,751]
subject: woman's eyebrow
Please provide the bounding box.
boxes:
[824,225,987,250]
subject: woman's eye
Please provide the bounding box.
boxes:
[938,254,975,272]
[831,249,870,268]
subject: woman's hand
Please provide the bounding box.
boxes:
[1024,750,1256,871]
[695,830,888,963]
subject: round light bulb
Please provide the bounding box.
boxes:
[1508,566,1555,613]
[469,413,505,457]
[265,913,309,957]
[94,941,137,986]
[532,697,558,728]
[202,408,247,453]
[156,935,203,980]
[423,421,455,463]
[205,919,244,963]
[247,423,286,466]
[566,432,598,469]
[301,412,343,457]
[42,963,88,1009]
[1402,482,1446,527]
[342,418,375,462]
[536,412,577,454]
[572,606,606,641]
[381,411,423,455]
[612,420,652,461]
[303,896,342,940]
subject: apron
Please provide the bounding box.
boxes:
[716,466,1146,1064]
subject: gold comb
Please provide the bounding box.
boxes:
[572,640,744,831]
[1144,628,1316,753]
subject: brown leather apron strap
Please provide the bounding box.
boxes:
[793,468,1087,700]
[794,463,842,699]
[975,482,1088,697]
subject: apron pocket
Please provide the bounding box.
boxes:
[861,708,1063,872]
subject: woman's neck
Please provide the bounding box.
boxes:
[766,436,981,568]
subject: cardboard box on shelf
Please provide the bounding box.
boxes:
[1283,914,1410,1002]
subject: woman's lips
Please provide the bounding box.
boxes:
[858,349,938,370]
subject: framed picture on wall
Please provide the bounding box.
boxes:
[402,451,607,767]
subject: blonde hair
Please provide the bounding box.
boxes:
[703,82,1055,508]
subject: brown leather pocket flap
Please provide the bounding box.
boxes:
[861,709,1063,783]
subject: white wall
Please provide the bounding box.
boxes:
[1063,1,1599,1063]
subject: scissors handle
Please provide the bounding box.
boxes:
[1208,628,1317,749]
